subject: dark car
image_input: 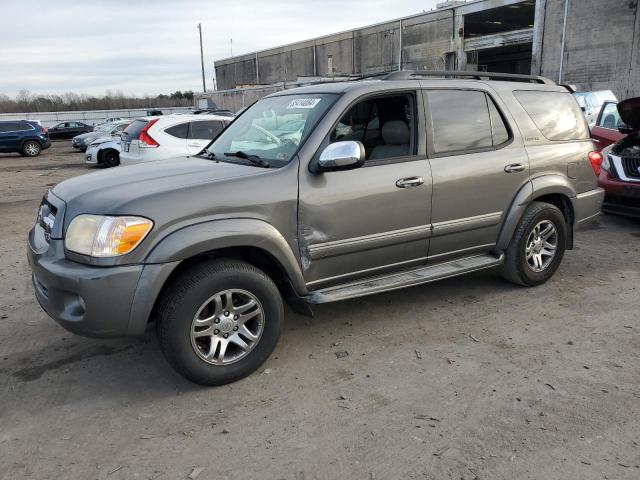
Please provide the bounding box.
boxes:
[48,121,93,140]
[591,101,626,150]
[0,120,51,157]
[597,97,640,217]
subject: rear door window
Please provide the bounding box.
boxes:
[427,90,493,154]
[0,122,29,132]
[165,122,190,139]
[189,120,225,140]
[514,90,589,141]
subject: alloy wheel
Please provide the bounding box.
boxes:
[25,143,39,156]
[190,289,264,365]
[525,220,557,272]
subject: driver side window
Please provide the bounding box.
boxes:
[330,93,415,163]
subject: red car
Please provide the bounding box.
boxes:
[594,97,640,218]
[591,100,626,150]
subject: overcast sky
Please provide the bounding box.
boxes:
[1,0,440,98]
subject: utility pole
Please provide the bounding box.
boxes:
[197,23,206,92]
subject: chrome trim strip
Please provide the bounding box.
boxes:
[306,256,428,287]
[307,224,431,260]
[431,211,503,237]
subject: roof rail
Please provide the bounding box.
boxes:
[383,70,556,85]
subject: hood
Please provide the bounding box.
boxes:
[73,132,96,141]
[618,97,640,131]
[90,135,117,145]
[52,157,265,219]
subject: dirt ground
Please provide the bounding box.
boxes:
[0,142,639,480]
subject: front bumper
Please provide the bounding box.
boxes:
[84,148,98,165]
[598,172,640,218]
[28,225,178,338]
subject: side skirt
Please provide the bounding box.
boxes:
[305,252,504,304]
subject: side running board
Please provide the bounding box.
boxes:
[305,252,504,304]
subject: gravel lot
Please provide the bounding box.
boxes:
[1,142,639,480]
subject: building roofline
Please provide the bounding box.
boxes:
[214,0,528,65]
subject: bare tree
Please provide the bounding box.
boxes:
[0,90,195,113]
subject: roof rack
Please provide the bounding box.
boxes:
[382,70,556,85]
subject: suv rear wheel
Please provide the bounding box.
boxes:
[501,201,567,286]
[157,259,284,386]
[22,141,41,157]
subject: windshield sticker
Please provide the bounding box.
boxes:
[287,98,321,109]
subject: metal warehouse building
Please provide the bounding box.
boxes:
[205,0,639,110]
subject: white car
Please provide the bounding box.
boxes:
[84,135,122,168]
[573,90,618,127]
[119,114,230,165]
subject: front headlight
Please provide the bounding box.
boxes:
[65,215,153,257]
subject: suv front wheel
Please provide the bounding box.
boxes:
[501,201,567,286]
[157,259,284,386]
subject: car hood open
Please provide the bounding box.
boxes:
[618,96,640,131]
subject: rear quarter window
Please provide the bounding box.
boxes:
[123,119,149,139]
[514,91,589,141]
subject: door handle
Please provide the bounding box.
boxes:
[504,163,525,173]
[395,176,424,188]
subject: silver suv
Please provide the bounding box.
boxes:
[28,71,604,385]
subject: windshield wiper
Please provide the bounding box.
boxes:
[196,150,216,160]
[223,151,270,168]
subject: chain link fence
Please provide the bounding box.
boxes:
[0,106,194,128]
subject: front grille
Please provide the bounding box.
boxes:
[622,157,640,179]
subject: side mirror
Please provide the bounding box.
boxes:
[317,141,365,172]
[618,123,635,135]
[580,106,586,112]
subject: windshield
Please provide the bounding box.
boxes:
[206,93,338,166]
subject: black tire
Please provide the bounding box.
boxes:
[102,150,120,167]
[156,259,284,386]
[501,201,567,286]
[22,140,41,157]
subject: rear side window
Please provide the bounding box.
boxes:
[514,91,589,141]
[123,119,149,139]
[189,120,225,140]
[0,122,32,132]
[165,122,189,139]
[427,90,510,154]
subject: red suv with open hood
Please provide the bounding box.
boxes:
[597,97,640,218]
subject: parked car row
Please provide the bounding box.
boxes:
[72,120,129,151]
